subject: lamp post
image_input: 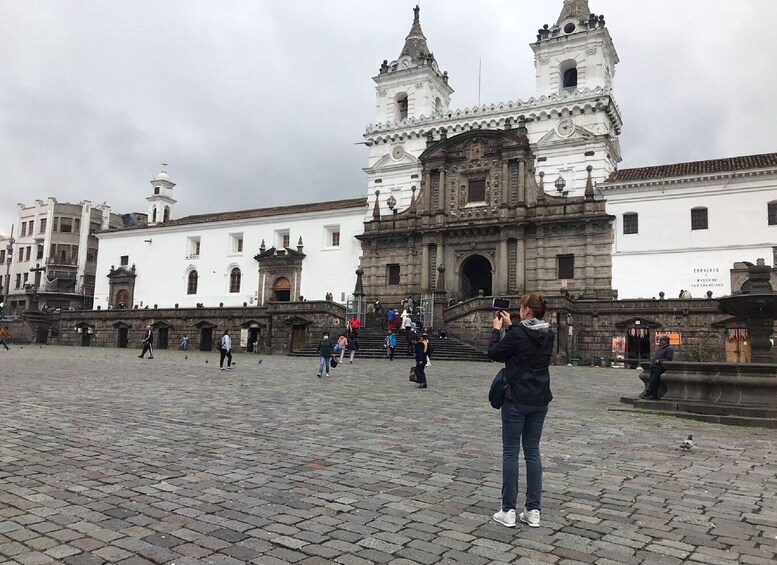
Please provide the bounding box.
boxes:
[555,175,569,214]
[387,194,397,228]
[2,225,15,319]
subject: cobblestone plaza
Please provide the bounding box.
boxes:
[1,347,776,564]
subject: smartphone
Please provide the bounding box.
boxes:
[492,297,511,310]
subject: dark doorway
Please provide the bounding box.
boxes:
[627,329,651,367]
[157,327,169,350]
[460,254,493,299]
[291,325,307,352]
[117,327,129,348]
[80,330,91,347]
[200,327,213,351]
[248,328,261,352]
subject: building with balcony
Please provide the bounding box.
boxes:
[2,198,126,315]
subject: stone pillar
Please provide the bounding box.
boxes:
[438,169,446,214]
[518,161,526,203]
[496,239,509,295]
[435,243,444,288]
[423,171,433,212]
[516,238,526,293]
[421,245,430,293]
[501,162,510,206]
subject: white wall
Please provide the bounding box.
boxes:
[94,206,366,309]
[606,174,777,298]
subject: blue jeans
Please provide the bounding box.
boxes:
[318,356,330,374]
[501,400,548,512]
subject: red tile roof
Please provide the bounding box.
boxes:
[107,197,368,232]
[604,152,777,183]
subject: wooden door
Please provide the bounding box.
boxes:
[157,328,169,350]
[725,337,752,363]
[117,328,129,348]
[200,327,213,351]
[291,325,307,352]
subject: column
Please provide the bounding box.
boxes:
[501,162,510,206]
[518,161,526,203]
[516,238,526,293]
[421,244,430,293]
[435,243,444,288]
[438,169,446,213]
[423,171,433,213]
[496,239,509,295]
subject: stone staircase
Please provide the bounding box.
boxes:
[289,320,490,362]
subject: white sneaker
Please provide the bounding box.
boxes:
[519,508,540,528]
[493,509,516,528]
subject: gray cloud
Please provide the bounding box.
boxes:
[1,0,775,236]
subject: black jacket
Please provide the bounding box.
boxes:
[414,341,426,364]
[317,338,333,357]
[488,323,555,406]
[650,344,674,368]
[143,330,153,345]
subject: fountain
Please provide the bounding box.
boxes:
[630,259,777,428]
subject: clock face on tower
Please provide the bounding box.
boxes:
[557,118,575,138]
[391,145,405,160]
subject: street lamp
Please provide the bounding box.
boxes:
[554,175,568,196]
[2,225,15,319]
[386,194,397,214]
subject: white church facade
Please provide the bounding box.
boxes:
[91,0,776,311]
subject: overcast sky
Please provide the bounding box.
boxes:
[1,0,775,237]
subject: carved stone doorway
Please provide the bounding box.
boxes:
[461,254,493,299]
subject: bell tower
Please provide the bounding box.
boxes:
[529,0,622,196]
[532,0,618,98]
[373,5,453,124]
[146,164,177,225]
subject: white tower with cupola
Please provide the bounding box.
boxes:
[528,0,622,196]
[146,164,177,225]
[364,5,453,219]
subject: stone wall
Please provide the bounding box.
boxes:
[443,294,759,364]
[56,301,346,354]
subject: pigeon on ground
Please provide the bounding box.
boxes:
[185,355,188,360]
[680,434,694,451]
[258,360,262,364]
[205,359,208,364]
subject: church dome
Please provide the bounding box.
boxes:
[151,164,172,183]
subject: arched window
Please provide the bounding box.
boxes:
[559,60,578,92]
[395,93,408,121]
[151,207,157,223]
[229,268,241,293]
[187,270,198,295]
[434,97,442,114]
[163,206,170,223]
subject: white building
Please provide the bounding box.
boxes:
[93,168,367,310]
[603,154,777,298]
[363,1,621,220]
[1,198,125,315]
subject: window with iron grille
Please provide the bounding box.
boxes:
[691,207,708,230]
[387,264,400,286]
[557,254,575,279]
[769,202,777,226]
[468,179,486,203]
[623,213,638,235]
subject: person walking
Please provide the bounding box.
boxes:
[386,308,396,332]
[348,334,359,364]
[138,325,154,359]
[316,331,333,377]
[640,335,674,400]
[386,331,397,361]
[412,333,427,389]
[337,333,348,364]
[219,329,233,370]
[0,327,10,350]
[489,293,555,529]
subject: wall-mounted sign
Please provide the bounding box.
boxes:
[690,267,725,291]
[655,331,682,346]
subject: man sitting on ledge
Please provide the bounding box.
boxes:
[640,335,674,400]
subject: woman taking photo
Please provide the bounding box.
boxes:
[488,293,555,528]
